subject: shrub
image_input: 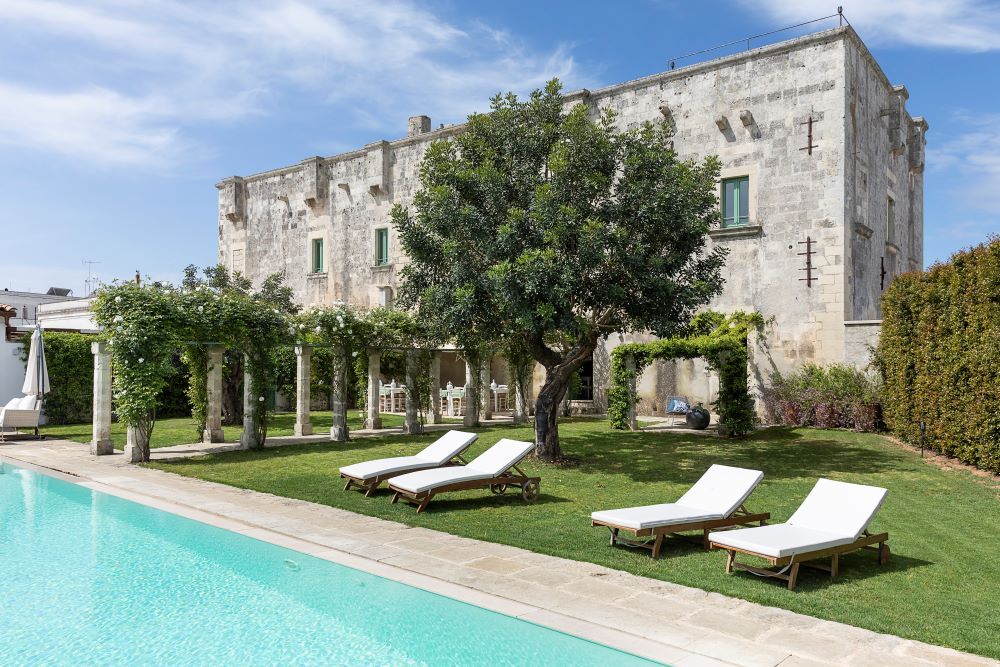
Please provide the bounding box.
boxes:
[764,363,881,431]
[875,237,1000,473]
[20,332,94,425]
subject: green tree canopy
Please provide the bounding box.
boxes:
[394,80,726,460]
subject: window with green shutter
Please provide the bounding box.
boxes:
[311,238,324,273]
[721,176,749,228]
[375,228,389,266]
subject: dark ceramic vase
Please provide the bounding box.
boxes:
[685,406,710,429]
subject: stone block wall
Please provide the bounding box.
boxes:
[844,37,926,321]
[217,26,921,416]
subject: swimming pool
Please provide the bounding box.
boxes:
[0,461,659,665]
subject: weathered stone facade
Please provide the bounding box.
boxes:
[217,26,924,415]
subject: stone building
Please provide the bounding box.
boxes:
[216,26,925,416]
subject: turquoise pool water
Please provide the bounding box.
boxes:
[0,461,659,666]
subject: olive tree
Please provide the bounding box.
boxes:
[394,80,726,460]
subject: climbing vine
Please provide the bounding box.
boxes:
[93,266,297,461]
[93,282,188,461]
[608,311,764,437]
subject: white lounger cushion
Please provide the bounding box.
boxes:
[676,465,765,517]
[340,456,442,481]
[391,438,534,494]
[709,478,888,558]
[708,523,855,558]
[415,430,478,465]
[591,503,721,530]
[339,430,477,481]
[590,464,764,530]
[787,479,887,539]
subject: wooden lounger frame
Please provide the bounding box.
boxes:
[390,462,540,513]
[711,530,890,590]
[592,504,770,558]
[342,454,468,497]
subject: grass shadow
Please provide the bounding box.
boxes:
[403,492,571,513]
[728,550,934,592]
[560,426,901,484]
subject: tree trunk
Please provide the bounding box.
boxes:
[222,351,244,426]
[525,328,598,461]
[534,372,570,460]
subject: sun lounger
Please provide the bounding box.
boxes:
[0,395,41,441]
[709,478,890,590]
[340,430,478,496]
[590,464,770,558]
[389,438,538,513]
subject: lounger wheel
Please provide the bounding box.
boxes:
[520,480,540,502]
[490,483,508,494]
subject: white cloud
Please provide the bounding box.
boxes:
[0,84,187,167]
[0,0,589,168]
[749,1,1000,51]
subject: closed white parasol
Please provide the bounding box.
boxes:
[22,324,50,398]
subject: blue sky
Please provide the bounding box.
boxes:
[1,0,998,295]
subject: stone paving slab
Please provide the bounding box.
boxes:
[2,439,996,667]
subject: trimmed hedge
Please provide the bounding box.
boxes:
[19,332,190,426]
[875,238,1000,473]
[20,332,94,425]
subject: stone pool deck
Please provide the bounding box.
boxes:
[2,438,994,667]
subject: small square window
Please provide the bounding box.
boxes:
[721,176,749,228]
[311,238,324,273]
[375,228,389,266]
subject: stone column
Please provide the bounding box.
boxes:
[124,426,147,463]
[480,358,492,421]
[240,357,260,449]
[427,352,442,425]
[203,344,225,443]
[330,348,349,441]
[294,345,313,436]
[403,350,422,435]
[365,351,382,430]
[463,355,480,427]
[625,354,638,431]
[90,341,112,455]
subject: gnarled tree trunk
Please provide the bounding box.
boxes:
[530,336,597,461]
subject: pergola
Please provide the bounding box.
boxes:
[88,342,529,461]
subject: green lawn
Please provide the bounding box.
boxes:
[41,411,411,449]
[146,420,999,659]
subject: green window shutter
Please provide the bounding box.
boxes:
[721,177,749,228]
[376,229,388,265]
[312,238,324,273]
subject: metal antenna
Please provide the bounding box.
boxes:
[83,259,102,296]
